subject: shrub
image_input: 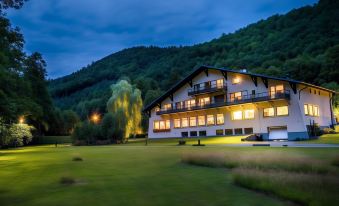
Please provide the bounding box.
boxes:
[72,121,102,145]
[60,176,76,185]
[323,128,336,134]
[72,156,83,161]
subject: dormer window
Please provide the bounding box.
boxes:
[232,77,240,84]
[163,103,172,110]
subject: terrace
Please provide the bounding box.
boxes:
[188,80,227,96]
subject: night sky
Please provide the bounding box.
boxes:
[7,0,318,78]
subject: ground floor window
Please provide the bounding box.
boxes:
[198,115,206,126]
[182,117,188,127]
[276,106,288,116]
[153,120,170,132]
[216,129,224,136]
[244,109,255,119]
[234,128,243,135]
[263,107,274,117]
[304,104,319,117]
[190,131,197,137]
[181,132,188,137]
[189,117,197,127]
[216,114,224,125]
[174,119,180,128]
[225,129,233,135]
[244,127,253,134]
[232,110,243,120]
[199,131,206,136]
[207,115,215,125]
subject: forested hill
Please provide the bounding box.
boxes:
[49,0,339,119]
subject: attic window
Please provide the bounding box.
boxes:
[232,77,240,84]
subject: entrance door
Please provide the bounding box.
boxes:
[269,127,288,140]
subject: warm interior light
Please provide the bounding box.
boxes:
[232,77,240,84]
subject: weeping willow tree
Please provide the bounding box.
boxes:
[106,80,143,139]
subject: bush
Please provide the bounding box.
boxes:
[323,128,336,134]
[0,120,34,148]
[72,121,102,145]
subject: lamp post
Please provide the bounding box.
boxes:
[91,113,100,124]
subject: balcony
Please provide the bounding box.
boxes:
[188,82,227,96]
[156,90,290,115]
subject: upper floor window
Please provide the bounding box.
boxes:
[207,115,215,125]
[216,114,224,125]
[270,85,284,98]
[304,104,319,117]
[175,102,183,109]
[164,103,172,110]
[189,117,197,127]
[232,111,243,120]
[276,106,288,116]
[199,97,210,106]
[155,107,160,112]
[185,99,196,108]
[216,79,224,88]
[198,115,206,126]
[232,77,240,84]
[230,92,242,102]
[174,119,181,128]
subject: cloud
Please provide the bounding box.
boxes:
[7,0,318,78]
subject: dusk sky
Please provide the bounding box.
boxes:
[7,0,318,79]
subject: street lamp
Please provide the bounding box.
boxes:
[19,116,25,124]
[91,113,100,124]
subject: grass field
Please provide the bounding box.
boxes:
[301,133,339,144]
[0,144,338,206]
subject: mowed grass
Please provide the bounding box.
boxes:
[301,133,339,144]
[127,135,247,145]
[181,149,339,206]
[0,146,330,206]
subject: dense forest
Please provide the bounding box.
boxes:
[49,0,339,124]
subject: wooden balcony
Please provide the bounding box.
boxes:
[157,90,290,115]
[188,82,227,96]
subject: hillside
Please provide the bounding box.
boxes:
[49,0,339,119]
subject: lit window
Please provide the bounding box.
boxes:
[198,115,206,126]
[304,104,308,115]
[264,108,274,117]
[174,119,180,128]
[232,77,240,84]
[276,106,288,116]
[230,92,242,102]
[232,111,243,120]
[155,107,160,112]
[159,121,166,129]
[207,115,215,125]
[216,114,224,125]
[216,79,224,88]
[165,120,170,129]
[153,121,160,130]
[164,103,172,110]
[314,106,319,116]
[308,104,313,116]
[185,99,196,108]
[270,85,284,98]
[244,109,255,119]
[182,118,188,127]
[189,117,197,127]
[199,97,210,106]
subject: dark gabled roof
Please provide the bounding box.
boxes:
[143,65,336,112]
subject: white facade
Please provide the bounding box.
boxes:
[145,67,335,140]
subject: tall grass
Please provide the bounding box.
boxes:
[181,151,330,173]
[232,168,339,206]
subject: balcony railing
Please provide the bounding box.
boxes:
[188,82,227,96]
[156,90,290,115]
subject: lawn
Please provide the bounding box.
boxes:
[300,133,339,144]
[0,145,338,206]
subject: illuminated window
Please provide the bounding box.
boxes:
[270,85,284,98]
[198,115,206,126]
[207,115,215,125]
[164,103,172,110]
[153,120,170,131]
[314,106,319,116]
[199,97,210,106]
[216,79,224,88]
[189,117,197,127]
[185,99,196,108]
[308,104,314,116]
[304,104,320,117]
[232,111,243,120]
[174,119,180,128]
[216,114,224,125]
[230,92,242,102]
[244,109,255,119]
[182,117,188,127]
[276,106,288,116]
[153,121,159,130]
[155,107,160,112]
[232,77,240,84]
[264,108,274,117]
[304,104,308,115]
